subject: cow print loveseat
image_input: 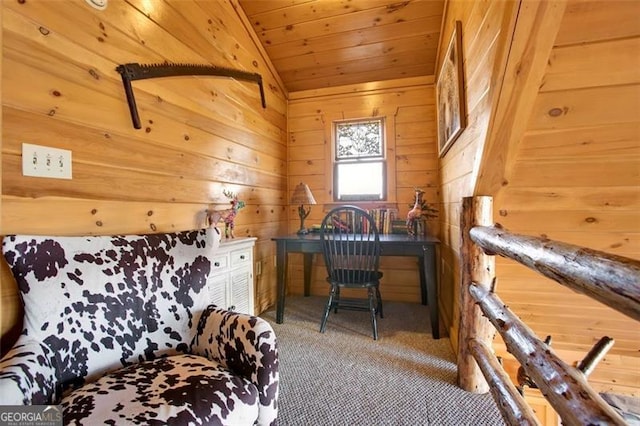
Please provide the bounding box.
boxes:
[0,228,279,425]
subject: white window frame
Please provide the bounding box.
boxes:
[332,117,387,202]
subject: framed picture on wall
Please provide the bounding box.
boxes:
[436,20,467,157]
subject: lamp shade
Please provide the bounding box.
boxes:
[291,183,317,205]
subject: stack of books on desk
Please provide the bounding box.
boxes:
[367,208,398,234]
[309,208,402,234]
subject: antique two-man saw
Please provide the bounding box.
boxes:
[116,62,266,129]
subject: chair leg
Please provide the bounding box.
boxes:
[334,287,341,313]
[376,286,384,318]
[368,287,378,340]
[320,286,336,333]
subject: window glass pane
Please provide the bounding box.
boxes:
[336,162,384,200]
[335,119,383,160]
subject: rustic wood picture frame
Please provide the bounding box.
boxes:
[437,21,467,157]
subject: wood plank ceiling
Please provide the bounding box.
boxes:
[238,0,445,92]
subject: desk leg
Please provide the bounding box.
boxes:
[276,241,287,324]
[418,256,428,305]
[303,253,313,297]
[423,246,440,339]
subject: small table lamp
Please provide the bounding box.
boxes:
[291,182,317,235]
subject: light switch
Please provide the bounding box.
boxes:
[22,143,72,179]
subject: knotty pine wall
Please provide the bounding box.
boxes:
[287,77,441,308]
[437,0,518,339]
[492,0,640,397]
[0,0,288,350]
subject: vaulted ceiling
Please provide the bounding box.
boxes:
[238,0,445,93]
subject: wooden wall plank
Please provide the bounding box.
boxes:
[3,109,285,187]
[274,34,435,73]
[528,85,640,131]
[288,75,434,101]
[236,0,313,17]
[518,122,640,160]
[264,16,441,61]
[543,38,640,92]
[497,187,640,211]
[509,159,639,188]
[253,1,443,47]
[3,154,286,204]
[554,0,640,46]
[243,0,400,32]
[285,64,434,93]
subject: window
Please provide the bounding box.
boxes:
[333,118,386,201]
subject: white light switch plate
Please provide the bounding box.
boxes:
[22,143,72,179]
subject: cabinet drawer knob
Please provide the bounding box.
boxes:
[214,262,220,267]
[229,305,236,311]
[239,255,245,260]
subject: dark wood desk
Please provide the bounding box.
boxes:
[272,234,441,339]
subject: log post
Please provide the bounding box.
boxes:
[457,196,495,392]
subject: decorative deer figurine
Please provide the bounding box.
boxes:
[406,188,425,236]
[206,189,246,239]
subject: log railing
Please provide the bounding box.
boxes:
[457,196,640,425]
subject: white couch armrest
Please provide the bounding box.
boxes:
[0,338,58,404]
[191,305,279,426]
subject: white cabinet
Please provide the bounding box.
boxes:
[207,237,256,315]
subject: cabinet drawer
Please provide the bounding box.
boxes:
[210,254,228,272]
[230,249,251,267]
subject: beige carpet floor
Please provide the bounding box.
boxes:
[260,295,506,426]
